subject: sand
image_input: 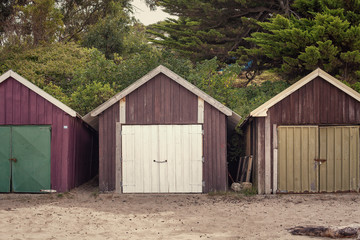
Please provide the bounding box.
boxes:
[0,182,360,240]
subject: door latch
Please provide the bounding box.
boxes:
[153,160,168,163]
[314,159,326,165]
[9,158,17,162]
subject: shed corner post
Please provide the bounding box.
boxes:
[256,117,265,194]
[115,97,126,194]
[264,114,271,194]
[272,124,278,194]
[198,97,204,124]
[115,122,122,193]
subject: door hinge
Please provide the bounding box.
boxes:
[202,156,204,163]
[202,129,204,135]
[202,181,205,187]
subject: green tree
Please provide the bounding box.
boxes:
[240,0,360,83]
[57,0,132,42]
[147,0,295,62]
[4,0,64,46]
[81,1,132,58]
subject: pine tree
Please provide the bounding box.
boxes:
[147,0,295,62]
[240,0,360,83]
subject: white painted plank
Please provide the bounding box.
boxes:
[198,97,204,123]
[183,125,191,192]
[143,126,151,193]
[265,115,271,194]
[190,125,203,192]
[119,97,126,124]
[166,125,174,192]
[175,125,183,192]
[273,124,278,194]
[159,125,168,192]
[122,126,136,193]
[151,125,160,192]
[115,123,121,193]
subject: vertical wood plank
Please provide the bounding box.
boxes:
[164,76,171,123]
[12,80,21,124]
[256,118,265,194]
[0,79,5,124]
[5,79,13,123]
[264,114,271,194]
[115,122,122,193]
[20,84,29,124]
[146,82,153,124]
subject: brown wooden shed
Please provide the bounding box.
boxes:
[84,65,241,193]
[0,70,98,193]
[241,68,360,194]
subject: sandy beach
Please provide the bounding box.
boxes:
[0,180,359,240]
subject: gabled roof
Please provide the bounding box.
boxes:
[250,68,360,117]
[0,70,79,118]
[90,65,239,118]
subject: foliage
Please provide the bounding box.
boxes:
[240,0,360,83]
[70,81,116,115]
[57,0,132,42]
[235,80,290,118]
[187,58,242,109]
[81,1,132,59]
[0,42,91,92]
[4,0,64,46]
[147,0,296,62]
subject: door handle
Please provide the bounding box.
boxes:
[9,158,17,163]
[153,160,167,163]
[314,159,326,165]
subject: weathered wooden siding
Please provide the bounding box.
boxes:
[268,77,360,125]
[99,73,229,193]
[99,101,119,191]
[203,102,227,192]
[70,120,98,189]
[252,76,360,194]
[0,77,97,192]
[126,73,198,124]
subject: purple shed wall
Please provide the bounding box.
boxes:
[98,73,228,192]
[0,77,97,192]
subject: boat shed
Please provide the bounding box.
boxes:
[84,65,241,193]
[241,68,360,194]
[0,70,98,193]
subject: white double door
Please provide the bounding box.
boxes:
[122,125,203,193]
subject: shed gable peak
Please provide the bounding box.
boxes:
[90,65,236,117]
[250,68,360,117]
[0,70,78,117]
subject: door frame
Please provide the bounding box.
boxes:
[118,124,204,193]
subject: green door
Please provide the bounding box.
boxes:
[0,126,51,193]
[0,127,11,192]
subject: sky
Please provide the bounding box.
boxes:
[131,0,176,25]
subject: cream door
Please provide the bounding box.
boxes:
[122,125,203,193]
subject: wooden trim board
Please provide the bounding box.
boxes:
[115,122,122,193]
